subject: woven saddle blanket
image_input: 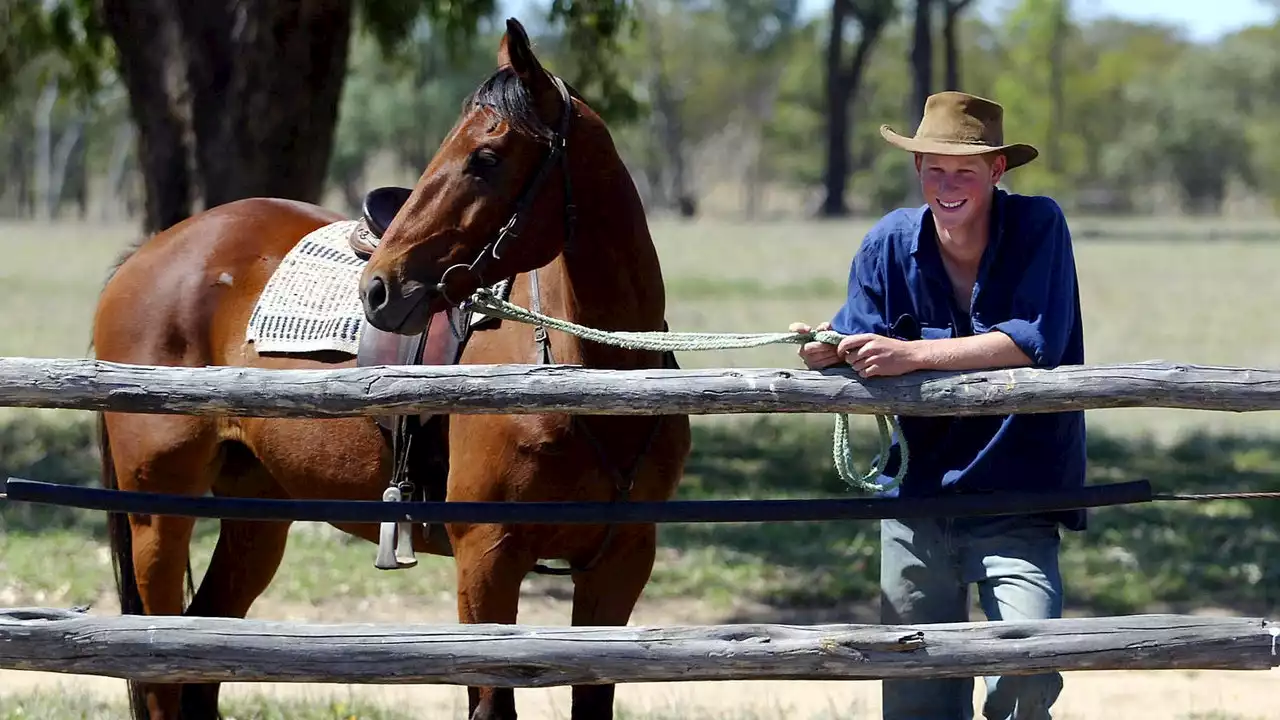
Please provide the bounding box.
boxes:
[246,219,505,355]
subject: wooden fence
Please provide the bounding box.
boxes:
[1,356,1278,689]
[0,608,1276,685]
[1,356,1278,417]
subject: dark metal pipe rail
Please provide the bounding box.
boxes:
[1,477,1153,524]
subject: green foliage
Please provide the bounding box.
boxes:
[7,0,1280,218]
[329,22,500,209]
[548,0,642,121]
[721,0,802,56]
[1106,38,1263,214]
[354,0,498,58]
[0,0,111,103]
[0,414,101,535]
[859,149,913,214]
[346,1,643,123]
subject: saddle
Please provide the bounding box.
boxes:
[351,187,468,566]
[353,186,469,433]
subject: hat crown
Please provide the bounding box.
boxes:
[878,90,1038,170]
[914,92,1004,147]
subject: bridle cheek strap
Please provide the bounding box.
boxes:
[435,74,576,306]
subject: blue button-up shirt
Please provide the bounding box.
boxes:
[829,188,1088,531]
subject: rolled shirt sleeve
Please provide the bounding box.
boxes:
[985,199,1080,368]
[830,220,896,338]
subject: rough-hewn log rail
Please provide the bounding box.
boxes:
[0,609,1274,685]
[1,357,1278,418]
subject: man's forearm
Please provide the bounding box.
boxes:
[910,331,1033,372]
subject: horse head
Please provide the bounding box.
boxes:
[360,17,581,335]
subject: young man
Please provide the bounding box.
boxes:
[792,92,1087,719]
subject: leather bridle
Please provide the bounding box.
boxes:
[435,72,578,308]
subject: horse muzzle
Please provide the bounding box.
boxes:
[361,271,437,335]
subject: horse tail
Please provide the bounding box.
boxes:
[99,412,148,719]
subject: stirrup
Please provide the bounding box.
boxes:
[374,486,418,570]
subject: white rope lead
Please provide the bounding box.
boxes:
[465,287,907,494]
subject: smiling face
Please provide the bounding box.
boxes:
[915,151,1007,232]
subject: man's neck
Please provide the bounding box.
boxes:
[932,207,991,271]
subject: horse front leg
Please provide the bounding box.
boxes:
[451,525,537,720]
[568,525,657,720]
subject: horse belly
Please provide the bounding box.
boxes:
[238,414,391,538]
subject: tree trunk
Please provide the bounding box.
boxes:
[103,122,135,221]
[33,81,57,221]
[100,0,353,233]
[639,1,693,218]
[820,1,852,217]
[743,65,784,219]
[173,0,352,208]
[909,0,934,126]
[49,116,85,218]
[11,131,33,217]
[821,1,890,218]
[906,0,934,205]
[99,0,196,233]
[942,0,972,91]
[1047,0,1066,174]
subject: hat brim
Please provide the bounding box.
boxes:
[879,125,1039,171]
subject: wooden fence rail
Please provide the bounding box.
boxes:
[0,609,1273,686]
[1,357,1279,417]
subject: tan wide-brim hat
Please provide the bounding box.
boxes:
[880,91,1039,171]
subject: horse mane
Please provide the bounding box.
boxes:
[464,66,586,142]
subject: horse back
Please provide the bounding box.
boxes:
[94,198,345,369]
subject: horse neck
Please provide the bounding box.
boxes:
[532,125,666,370]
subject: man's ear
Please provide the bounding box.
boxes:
[989,153,1008,184]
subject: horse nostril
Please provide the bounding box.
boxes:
[366,274,389,313]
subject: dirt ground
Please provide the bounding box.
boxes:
[2,592,1276,719]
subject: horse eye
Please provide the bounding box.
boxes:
[470,148,501,170]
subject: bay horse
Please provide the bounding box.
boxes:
[91,17,690,720]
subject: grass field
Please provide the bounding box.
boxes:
[1,214,1279,719]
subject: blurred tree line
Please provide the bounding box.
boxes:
[2,0,1278,228]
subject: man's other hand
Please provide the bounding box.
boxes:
[837,333,922,378]
[789,321,841,369]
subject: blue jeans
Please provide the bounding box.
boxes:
[880,515,1065,720]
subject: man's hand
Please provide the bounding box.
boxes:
[789,321,841,369]
[837,333,922,378]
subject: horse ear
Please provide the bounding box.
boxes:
[497,17,544,80]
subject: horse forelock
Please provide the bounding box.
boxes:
[464,66,584,143]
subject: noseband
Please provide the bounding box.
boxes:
[435,73,577,307]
